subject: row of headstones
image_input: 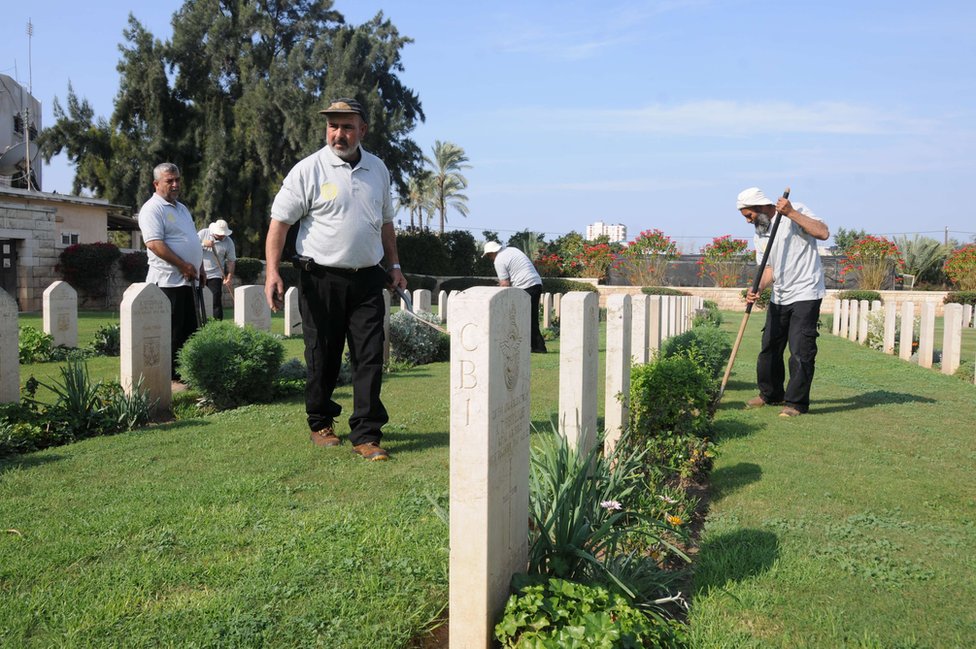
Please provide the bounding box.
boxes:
[446,289,701,647]
[830,297,975,376]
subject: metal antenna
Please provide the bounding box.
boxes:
[22,19,36,190]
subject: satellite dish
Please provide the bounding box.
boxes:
[0,141,39,176]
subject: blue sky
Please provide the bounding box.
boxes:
[3,0,975,251]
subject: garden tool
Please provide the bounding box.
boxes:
[194,272,208,327]
[717,187,790,402]
[394,285,448,335]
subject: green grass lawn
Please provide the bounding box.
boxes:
[689,313,976,648]
[3,309,975,647]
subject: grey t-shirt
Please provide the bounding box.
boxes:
[139,193,203,288]
[761,202,826,305]
[198,228,237,280]
[493,246,542,289]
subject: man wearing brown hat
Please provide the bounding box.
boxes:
[738,187,829,417]
[264,97,406,461]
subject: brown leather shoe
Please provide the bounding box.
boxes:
[351,442,389,461]
[310,427,341,447]
[744,396,767,409]
[779,406,802,418]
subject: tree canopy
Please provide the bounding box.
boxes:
[39,1,424,256]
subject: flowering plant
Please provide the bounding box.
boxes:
[534,253,565,278]
[944,244,976,290]
[697,235,749,287]
[613,229,678,286]
[575,243,615,281]
[839,235,903,290]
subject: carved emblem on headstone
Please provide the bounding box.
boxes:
[143,337,161,367]
[501,303,522,391]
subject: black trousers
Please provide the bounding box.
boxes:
[159,285,200,380]
[524,284,547,353]
[205,277,225,320]
[757,299,821,412]
[298,264,388,446]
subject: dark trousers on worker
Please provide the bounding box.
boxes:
[298,264,388,446]
[159,285,200,380]
[524,284,548,353]
[205,278,225,320]
[757,298,821,413]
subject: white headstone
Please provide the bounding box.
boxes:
[604,294,632,455]
[839,299,850,338]
[413,289,432,313]
[899,301,915,360]
[438,290,448,323]
[917,302,936,368]
[941,303,964,375]
[558,292,599,453]
[284,286,302,336]
[629,294,650,365]
[857,299,870,343]
[42,281,78,348]
[647,295,663,354]
[449,287,530,649]
[963,304,973,328]
[0,289,18,404]
[882,301,897,354]
[120,283,172,413]
[553,292,561,319]
[234,285,271,331]
[541,292,552,329]
[847,300,859,342]
[831,298,841,335]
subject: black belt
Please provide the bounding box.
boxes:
[293,256,377,276]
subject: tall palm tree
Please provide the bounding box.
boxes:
[397,170,434,231]
[426,140,471,235]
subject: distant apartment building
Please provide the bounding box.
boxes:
[586,221,627,243]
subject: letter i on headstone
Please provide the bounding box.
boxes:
[448,287,530,649]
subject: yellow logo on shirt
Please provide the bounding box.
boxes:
[320,182,338,201]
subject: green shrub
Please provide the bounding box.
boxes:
[438,277,497,293]
[542,278,598,294]
[953,360,974,383]
[630,352,715,439]
[691,300,723,328]
[944,291,976,306]
[836,289,882,303]
[234,257,264,284]
[177,321,285,409]
[89,323,121,356]
[660,326,732,380]
[19,326,54,363]
[119,250,149,283]
[738,286,772,310]
[388,310,449,366]
[495,576,688,649]
[56,242,122,295]
[640,286,690,296]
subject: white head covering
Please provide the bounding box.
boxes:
[210,219,232,236]
[482,241,503,256]
[736,187,774,210]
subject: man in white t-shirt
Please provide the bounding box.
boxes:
[264,98,405,462]
[739,187,830,417]
[483,241,548,353]
[138,162,204,380]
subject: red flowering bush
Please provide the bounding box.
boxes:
[576,243,615,281]
[56,242,122,296]
[534,253,565,278]
[840,236,902,290]
[614,229,678,286]
[697,235,749,287]
[944,244,976,290]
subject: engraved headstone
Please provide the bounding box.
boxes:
[898,301,914,360]
[413,289,432,313]
[0,289,18,404]
[234,285,271,331]
[558,292,599,453]
[941,303,964,375]
[449,287,530,648]
[604,294,631,454]
[120,283,171,413]
[629,294,650,365]
[883,301,897,354]
[831,297,841,335]
[857,299,870,343]
[284,286,302,336]
[917,302,936,368]
[43,281,78,348]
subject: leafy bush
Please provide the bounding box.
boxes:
[495,576,687,648]
[630,352,715,439]
[234,257,264,284]
[438,277,497,292]
[738,286,772,310]
[177,321,285,409]
[641,286,690,296]
[698,235,749,287]
[89,323,121,356]
[119,250,149,283]
[541,278,598,294]
[18,326,54,363]
[944,244,976,290]
[614,229,678,287]
[944,291,976,306]
[660,325,732,380]
[57,242,122,295]
[839,235,902,290]
[837,289,882,303]
[388,310,449,366]
[691,300,723,327]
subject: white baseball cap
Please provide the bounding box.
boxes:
[736,187,774,210]
[210,219,232,236]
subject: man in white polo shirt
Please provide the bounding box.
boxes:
[739,187,830,417]
[483,241,548,353]
[138,162,204,381]
[264,97,406,461]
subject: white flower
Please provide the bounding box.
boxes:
[600,500,622,511]
[658,494,678,505]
